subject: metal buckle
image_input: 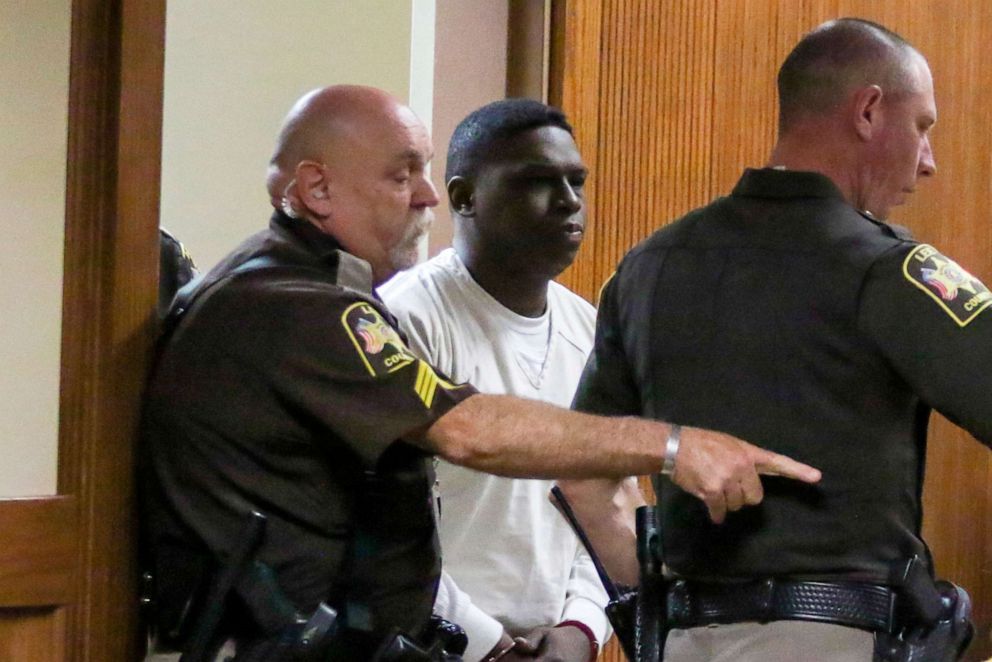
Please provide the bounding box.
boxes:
[756,578,776,622]
[667,579,691,623]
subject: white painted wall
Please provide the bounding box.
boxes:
[0,0,71,497]
[161,0,510,271]
[160,0,422,272]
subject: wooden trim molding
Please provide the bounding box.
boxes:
[506,0,550,100]
[58,0,166,658]
[0,497,77,607]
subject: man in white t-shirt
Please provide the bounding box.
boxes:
[380,99,607,662]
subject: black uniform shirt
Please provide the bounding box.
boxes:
[574,168,992,582]
[158,227,197,320]
[142,211,476,638]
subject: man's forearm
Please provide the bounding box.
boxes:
[420,394,666,479]
[556,477,645,586]
[414,393,822,522]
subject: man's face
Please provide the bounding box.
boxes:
[862,55,937,219]
[468,126,588,278]
[323,105,438,282]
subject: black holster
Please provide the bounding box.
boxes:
[873,560,974,662]
[634,505,667,662]
[606,587,639,661]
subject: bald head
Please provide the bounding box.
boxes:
[777,18,921,133]
[267,85,405,206]
[267,85,438,284]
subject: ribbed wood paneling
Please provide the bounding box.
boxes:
[553,1,992,659]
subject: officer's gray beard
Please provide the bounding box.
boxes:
[389,209,433,272]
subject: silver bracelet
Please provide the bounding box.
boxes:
[662,424,681,474]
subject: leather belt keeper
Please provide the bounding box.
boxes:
[666,578,898,633]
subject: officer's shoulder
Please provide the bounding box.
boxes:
[830,207,918,268]
[220,249,371,307]
[622,204,715,264]
[879,239,992,328]
[159,227,180,245]
[840,204,913,242]
[159,227,193,259]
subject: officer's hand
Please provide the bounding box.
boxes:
[672,427,821,524]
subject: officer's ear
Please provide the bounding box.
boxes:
[852,84,884,142]
[295,160,334,218]
[447,176,475,218]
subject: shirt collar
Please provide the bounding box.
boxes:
[268,210,376,295]
[731,167,846,201]
[270,210,344,260]
[730,167,913,238]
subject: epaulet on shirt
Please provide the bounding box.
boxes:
[333,250,376,296]
[856,209,914,241]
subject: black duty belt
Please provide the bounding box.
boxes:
[666,578,898,633]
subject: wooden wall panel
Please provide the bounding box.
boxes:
[553,1,992,658]
[0,497,76,659]
[0,608,67,662]
[0,497,77,607]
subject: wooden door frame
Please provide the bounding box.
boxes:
[58,0,166,656]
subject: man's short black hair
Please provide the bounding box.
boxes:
[777,18,918,133]
[445,98,573,182]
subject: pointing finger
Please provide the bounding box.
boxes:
[748,445,821,483]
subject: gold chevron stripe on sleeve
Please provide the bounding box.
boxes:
[414,360,436,408]
[413,360,464,408]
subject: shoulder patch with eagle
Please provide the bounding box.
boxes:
[902,244,992,327]
[342,302,417,375]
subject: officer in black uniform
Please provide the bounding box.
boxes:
[141,85,821,661]
[158,227,197,320]
[572,18,988,662]
[144,212,472,658]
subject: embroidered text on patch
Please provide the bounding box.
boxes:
[342,302,417,375]
[902,244,992,327]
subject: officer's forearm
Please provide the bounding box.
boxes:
[418,394,666,479]
[415,393,822,523]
